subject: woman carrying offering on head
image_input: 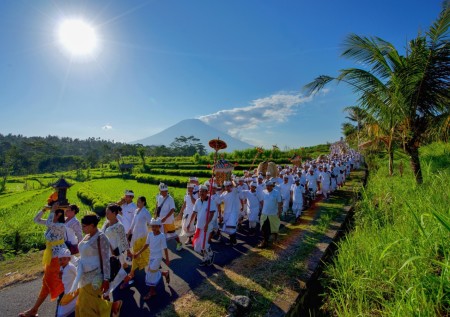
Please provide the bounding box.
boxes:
[19,203,67,317]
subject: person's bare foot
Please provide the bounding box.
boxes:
[111,300,122,317]
[143,288,157,300]
[18,309,38,317]
[120,274,133,289]
[164,270,170,284]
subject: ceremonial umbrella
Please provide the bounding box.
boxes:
[201,138,227,251]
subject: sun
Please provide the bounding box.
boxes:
[58,19,98,57]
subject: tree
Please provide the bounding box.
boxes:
[306,6,450,183]
[137,146,146,167]
[344,105,399,175]
[170,136,207,156]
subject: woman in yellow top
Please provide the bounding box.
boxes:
[19,203,66,317]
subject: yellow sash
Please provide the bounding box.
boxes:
[163,223,176,233]
[59,290,78,306]
[42,239,64,266]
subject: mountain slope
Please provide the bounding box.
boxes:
[132,119,253,151]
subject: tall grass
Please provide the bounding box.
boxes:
[323,142,450,316]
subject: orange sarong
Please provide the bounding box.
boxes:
[42,257,64,301]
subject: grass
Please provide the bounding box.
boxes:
[321,142,450,316]
[156,170,364,317]
[0,181,91,256]
[0,177,190,257]
[0,251,44,289]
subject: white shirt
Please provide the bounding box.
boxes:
[193,196,217,229]
[279,182,291,200]
[129,207,152,245]
[65,217,82,244]
[118,202,137,233]
[157,194,176,224]
[241,190,262,212]
[261,189,282,216]
[291,184,305,202]
[61,262,77,292]
[217,189,241,216]
[320,171,331,185]
[34,210,67,258]
[183,194,196,215]
[306,173,318,190]
[101,221,129,254]
[145,232,167,259]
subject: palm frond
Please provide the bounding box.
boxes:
[341,34,397,79]
[427,5,450,45]
[303,75,335,96]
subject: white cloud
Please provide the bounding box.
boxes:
[102,124,113,130]
[198,91,316,141]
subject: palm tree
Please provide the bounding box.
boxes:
[305,6,450,184]
[341,121,358,146]
[344,105,398,175]
[396,9,450,183]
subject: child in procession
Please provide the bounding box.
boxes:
[56,249,77,317]
[131,218,170,300]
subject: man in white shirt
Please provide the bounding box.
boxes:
[257,175,266,194]
[306,169,319,194]
[179,184,197,245]
[320,166,331,199]
[117,190,137,234]
[189,185,217,266]
[237,177,249,228]
[279,175,292,219]
[157,183,183,251]
[258,180,282,248]
[216,181,241,246]
[241,182,263,235]
[291,177,305,221]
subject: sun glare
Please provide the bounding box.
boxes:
[58,19,98,57]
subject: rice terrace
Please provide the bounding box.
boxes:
[0,1,449,317]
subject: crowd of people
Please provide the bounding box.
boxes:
[18,145,361,317]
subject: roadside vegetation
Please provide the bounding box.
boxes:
[322,142,450,316]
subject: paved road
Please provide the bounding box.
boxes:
[1,219,293,317]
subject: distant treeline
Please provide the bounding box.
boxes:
[0,133,331,177]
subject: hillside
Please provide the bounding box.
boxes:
[132,118,253,151]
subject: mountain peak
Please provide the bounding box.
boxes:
[132,119,253,151]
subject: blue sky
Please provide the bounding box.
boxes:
[0,0,444,149]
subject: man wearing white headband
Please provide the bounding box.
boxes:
[189,185,217,266]
[240,182,263,235]
[216,180,241,246]
[258,180,282,248]
[237,177,249,230]
[156,183,183,251]
[179,183,197,245]
[279,175,291,219]
[117,189,136,233]
[291,177,305,222]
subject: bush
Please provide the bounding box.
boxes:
[76,185,110,216]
